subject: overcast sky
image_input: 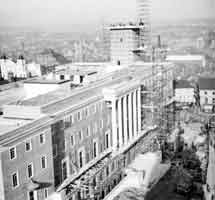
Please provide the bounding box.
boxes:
[0,0,214,30]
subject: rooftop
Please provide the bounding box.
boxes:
[24,78,70,85]
[9,69,131,114]
[174,80,193,89]
[199,77,215,90]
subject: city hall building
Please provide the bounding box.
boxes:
[0,61,174,200]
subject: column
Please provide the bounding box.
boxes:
[128,93,133,139]
[123,96,128,144]
[137,87,141,132]
[133,90,137,137]
[117,98,123,147]
[112,99,118,150]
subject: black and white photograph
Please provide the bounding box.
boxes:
[0,0,215,200]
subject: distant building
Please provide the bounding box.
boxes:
[0,55,42,81]
[173,80,195,104]
[109,23,145,65]
[199,77,215,112]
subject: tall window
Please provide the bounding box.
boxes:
[10,147,16,160]
[77,111,81,121]
[105,133,109,149]
[12,172,19,188]
[44,189,48,198]
[71,135,75,146]
[28,191,35,200]
[62,160,67,180]
[79,151,83,168]
[78,130,82,141]
[41,156,47,169]
[86,126,90,137]
[27,163,33,178]
[25,140,32,152]
[93,141,97,158]
[85,108,89,117]
[39,134,45,144]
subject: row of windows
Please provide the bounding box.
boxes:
[64,102,104,129]
[70,123,109,147]
[204,91,215,95]
[9,134,45,160]
[12,155,47,188]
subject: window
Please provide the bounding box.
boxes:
[213,98,215,104]
[71,135,75,146]
[27,163,33,178]
[93,141,98,158]
[41,156,47,169]
[105,133,109,149]
[53,144,58,157]
[213,91,215,95]
[12,172,19,188]
[28,191,35,200]
[77,111,81,121]
[78,130,82,141]
[39,134,45,144]
[106,166,109,176]
[85,108,89,117]
[62,160,67,180]
[205,91,208,95]
[64,116,72,128]
[10,147,16,160]
[60,75,65,80]
[79,151,83,168]
[44,189,48,198]
[120,38,123,42]
[25,140,32,152]
[86,126,90,137]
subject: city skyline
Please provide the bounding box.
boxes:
[0,0,214,31]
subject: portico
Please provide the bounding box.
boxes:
[103,80,142,151]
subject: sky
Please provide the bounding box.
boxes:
[0,0,214,30]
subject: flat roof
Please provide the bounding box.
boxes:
[0,86,26,108]
[9,70,131,113]
[166,55,205,61]
[24,78,69,85]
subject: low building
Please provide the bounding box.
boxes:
[199,77,215,112]
[173,80,195,104]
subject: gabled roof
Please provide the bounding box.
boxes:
[199,77,215,90]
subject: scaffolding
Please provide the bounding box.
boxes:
[141,44,175,152]
[137,0,151,47]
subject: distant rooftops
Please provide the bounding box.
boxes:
[199,77,215,90]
